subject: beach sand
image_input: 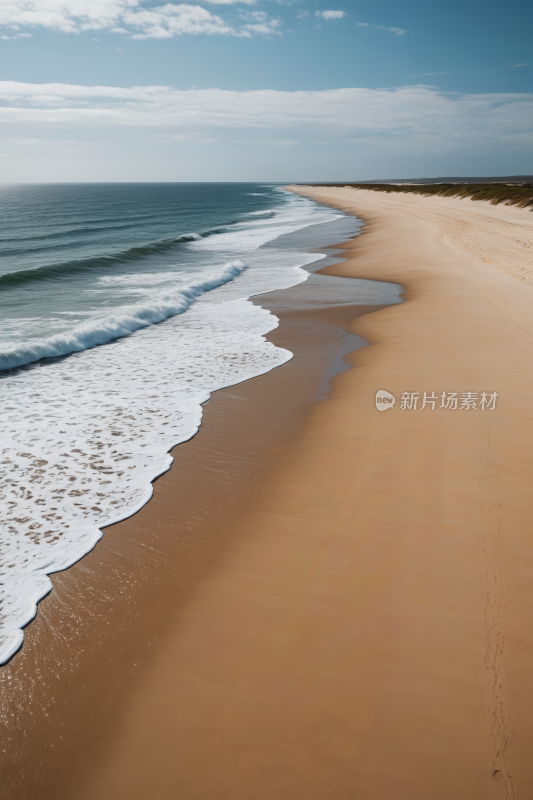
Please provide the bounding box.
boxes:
[0,250,392,798]
[3,186,533,799]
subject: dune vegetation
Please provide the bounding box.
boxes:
[316,182,533,210]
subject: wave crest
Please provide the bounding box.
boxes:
[0,228,231,289]
[0,261,247,372]
[244,210,276,219]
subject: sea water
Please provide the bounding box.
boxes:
[0,183,363,664]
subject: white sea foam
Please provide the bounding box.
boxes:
[244,210,275,218]
[98,272,182,286]
[0,261,246,372]
[0,191,345,664]
[175,232,202,241]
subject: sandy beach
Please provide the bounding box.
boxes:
[3,185,533,799]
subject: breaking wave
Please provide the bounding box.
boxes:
[0,261,247,372]
[0,229,230,288]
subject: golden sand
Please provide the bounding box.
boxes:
[78,188,533,798]
[4,186,533,799]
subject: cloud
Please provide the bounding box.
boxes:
[0,0,140,34]
[357,22,406,36]
[1,81,531,154]
[511,63,527,68]
[315,10,345,21]
[238,10,270,21]
[123,5,236,39]
[1,31,34,38]
[238,10,281,35]
[408,71,450,78]
[0,0,274,38]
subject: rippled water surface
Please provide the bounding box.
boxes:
[0,183,358,664]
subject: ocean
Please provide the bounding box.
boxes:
[0,182,367,665]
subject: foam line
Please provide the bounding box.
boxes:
[0,260,246,372]
[0,189,350,665]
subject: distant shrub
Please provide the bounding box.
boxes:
[313,183,533,210]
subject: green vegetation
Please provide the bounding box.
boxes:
[314,183,533,210]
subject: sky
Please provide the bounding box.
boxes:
[0,0,531,182]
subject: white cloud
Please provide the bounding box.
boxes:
[358,22,406,36]
[239,10,269,21]
[0,0,140,34]
[241,20,280,35]
[0,0,274,38]
[123,5,235,39]
[511,63,527,68]
[0,81,531,153]
[239,10,281,35]
[316,10,345,21]
[408,71,450,78]
[1,31,34,38]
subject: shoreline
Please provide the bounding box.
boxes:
[0,220,396,799]
[3,186,533,798]
[0,189,347,668]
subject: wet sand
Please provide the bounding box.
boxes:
[4,186,533,799]
[0,245,395,798]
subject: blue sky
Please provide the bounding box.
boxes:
[0,0,531,181]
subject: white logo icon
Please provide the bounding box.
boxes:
[375,389,396,411]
